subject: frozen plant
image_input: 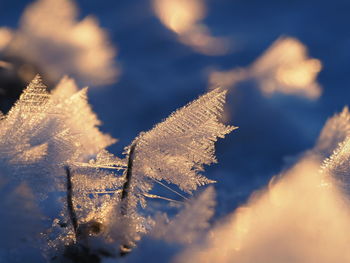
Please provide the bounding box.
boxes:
[0,75,235,262]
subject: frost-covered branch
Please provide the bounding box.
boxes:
[121,142,137,216]
[65,166,78,237]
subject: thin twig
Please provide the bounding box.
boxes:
[120,142,137,216]
[118,143,137,257]
[65,166,78,239]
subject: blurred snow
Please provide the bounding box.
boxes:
[175,108,350,262]
[209,37,322,99]
[176,157,350,263]
[153,0,230,55]
[0,0,119,86]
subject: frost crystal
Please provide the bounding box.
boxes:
[51,77,116,156]
[0,76,234,261]
[100,88,235,251]
[0,75,115,196]
[313,107,350,193]
[321,137,350,192]
[124,88,235,212]
[315,107,350,157]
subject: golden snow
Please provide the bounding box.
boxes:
[1,0,119,86]
[176,157,350,263]
[209,37,322,99]
[153,0,229,55]
[0,27,12,51]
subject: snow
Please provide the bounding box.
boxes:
[1,0,350,262]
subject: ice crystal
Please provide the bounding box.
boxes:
[307,107,350,193]
[132,88,235,190]
[124,88,235,211]
[0,75,115,196]
[96,88,235,251]
[315,107,350,157]
[57,87,234,258]
[0,75,233,261]
[321,138,350,192]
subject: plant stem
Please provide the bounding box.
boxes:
[119,143,137,257]
[120,142,136,216]
[65,166,78,239]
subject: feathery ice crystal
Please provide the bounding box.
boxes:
[0,75,234,262]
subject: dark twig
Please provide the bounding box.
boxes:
[65,166,78,238]
[120,142,137,216]
[119,142,137,256]
[64,167,114,262]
